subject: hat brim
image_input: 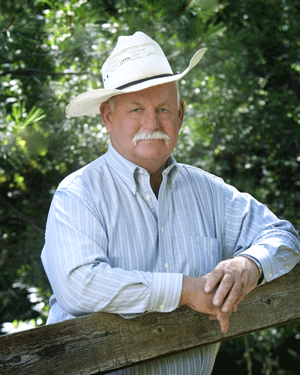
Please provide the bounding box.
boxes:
[66,48,207,117]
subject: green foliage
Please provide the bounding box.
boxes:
[213,322,300,374]
[1,0,300,372]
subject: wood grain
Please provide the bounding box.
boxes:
[0,264,299,374]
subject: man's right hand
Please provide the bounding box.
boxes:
[178,275,234,333]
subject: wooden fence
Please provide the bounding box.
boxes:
[0,263,300,375]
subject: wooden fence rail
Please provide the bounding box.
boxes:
[1,263,300,375]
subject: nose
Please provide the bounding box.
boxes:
[143,109,161,131]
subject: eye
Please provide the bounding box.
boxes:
[132,108,141,113]
[158,108,168,113]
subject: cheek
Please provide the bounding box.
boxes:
[119,122,140,138]
[111,123,136,145]
[166,122,180,139]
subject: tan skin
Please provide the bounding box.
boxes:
[100,82,184,195]
[179,257,260,333]
[100,82,260,333]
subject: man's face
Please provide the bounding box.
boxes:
[100,82,185,173]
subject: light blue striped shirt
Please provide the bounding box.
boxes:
[41,144,300,375]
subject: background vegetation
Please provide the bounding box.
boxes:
[1,0,299,373]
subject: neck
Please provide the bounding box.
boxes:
[150,172,163,197]
[148,163,166,197]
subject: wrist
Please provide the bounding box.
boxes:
[256,263,264,284]
[179,275,208,307]
[179,275,192,306]
[238,255,264,284]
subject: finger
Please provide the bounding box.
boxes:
[221,281,244,312]
[231,292,247,310]
[209,314,229,333]
[212,274,235,307]
[217,313,229,334]
[204,269,224,293]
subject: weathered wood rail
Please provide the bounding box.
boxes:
[0,263,300,375]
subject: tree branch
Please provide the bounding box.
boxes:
[0,194,45,234]
[1,16,17,33]
[0,69,94,78]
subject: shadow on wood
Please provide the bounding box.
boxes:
[0,264,299,375]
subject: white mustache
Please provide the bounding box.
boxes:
[133,131,170,146]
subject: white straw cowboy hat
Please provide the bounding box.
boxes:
[66,31,206,117]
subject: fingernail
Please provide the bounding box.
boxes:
[222,306,229,313]
[213,299,220,306]
[205,287,210,293]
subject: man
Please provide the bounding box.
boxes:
[41,32,300,375]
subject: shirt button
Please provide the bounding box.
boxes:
[165,263,170,269]
[160,304,166,311]
[146,195,151,200]
[161,227,165,233]
[269,273,273,278]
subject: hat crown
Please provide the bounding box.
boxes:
[66,31,206,117]
[102,32,173,90]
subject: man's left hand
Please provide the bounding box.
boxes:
[204,256,260,314]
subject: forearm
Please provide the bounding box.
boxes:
[225,184,300,277]
[42,191,183,317]
[43,257,183,317]
[235,231,300,283]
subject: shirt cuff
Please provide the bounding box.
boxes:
[236,245,275,282]
[148,272,183,313]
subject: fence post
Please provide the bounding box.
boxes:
[0,264,300,375]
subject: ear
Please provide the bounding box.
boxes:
[178,98,185,130]
[100,101,113,132]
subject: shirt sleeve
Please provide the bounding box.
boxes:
[223,182,300,282]
[41,187,183,318]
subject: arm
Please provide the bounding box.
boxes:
[204,183,300,314]
[41,188,183,317]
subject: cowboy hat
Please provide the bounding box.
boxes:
[66,31,206,117]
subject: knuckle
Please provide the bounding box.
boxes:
[211,268,223,278]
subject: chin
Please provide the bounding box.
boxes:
[137,143,168,156]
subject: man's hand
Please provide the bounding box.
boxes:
[204,256,260,314]
[179,275,233,333]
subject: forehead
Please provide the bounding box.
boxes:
[113,82,178,107]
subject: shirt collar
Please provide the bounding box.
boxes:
[105,144,179,195]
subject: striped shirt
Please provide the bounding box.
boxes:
[41,144,300,375]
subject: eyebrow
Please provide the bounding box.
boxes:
[130,101,143,106]
[130,100,171,107]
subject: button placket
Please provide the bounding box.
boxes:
[137,169,158,213]
[157,174,173,272]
